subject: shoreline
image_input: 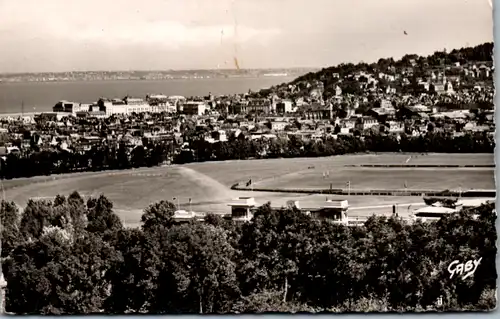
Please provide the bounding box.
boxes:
[0,111,40,118]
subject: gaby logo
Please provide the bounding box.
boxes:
[447,258,482,280]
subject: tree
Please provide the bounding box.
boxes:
[151,223,240,314]
[231,289,321,313]
[238,205,313,302]
[204,214,226,228]
[19,199,56,240]
[86,195,123,235]
[131,146,146,168]
[0,201,20,257]
[116,144,130,169]
[5,229,120,314]
[141,200,177,232]
[105,228,162,313]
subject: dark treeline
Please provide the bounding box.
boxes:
[0,140,172,179]
[1,131,491,179]
[172,131,494,164]
[0,194,496,314]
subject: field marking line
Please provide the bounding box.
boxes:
[350,202,425,210]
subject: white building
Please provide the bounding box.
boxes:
[100,101,128,116]
[147,94,176,113]
[387,121,405,133]
[124,97,152,113]
[271,121,288,131]
[356,117,378,131]
[228,197,257,223]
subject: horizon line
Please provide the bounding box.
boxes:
[0,41,492,76]
[0,67,321,76]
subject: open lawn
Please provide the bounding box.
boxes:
[254,167,494,191]
[4,166,242,227]
[188,153,495,186]
[3,153,494,227]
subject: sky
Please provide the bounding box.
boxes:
[0,0,493,73]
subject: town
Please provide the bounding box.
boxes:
[0,44,494,179]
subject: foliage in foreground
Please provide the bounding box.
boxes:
[0,194,496,314]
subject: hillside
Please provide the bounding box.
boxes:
[252,42,493,101]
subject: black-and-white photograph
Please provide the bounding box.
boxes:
[0,0,496,314]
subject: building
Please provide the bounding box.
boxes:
[211,130,227,142]
[368,106,395,121]
[247,98,272,114]
[124,97,151,113]
[399,104,431,119]
[35,112,64,122]
[411,197,494,223]
[341,118,356,129]
[276,100,295,114]
[303,104,333,120]
[386,121,405,133]
[378,100,389,109]
[308,200,349,225]
[167,96,187,112]
[282,199,350,225]
[227,197,256,222]
[87,110,107,119]
[78,104,92,112]
[431,81,454,95]
[124,96,145,106]
[147,94,176,113]
[227,197,351,225]
[183,101,207,116]
[356,117,378,131]
[97,99,127,116]
[270,121,288,131]
[229,101,249,114]
[53,100,80,113]
[335,85,342,96]
[172,210,206,223]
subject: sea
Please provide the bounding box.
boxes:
[0,76,295,114]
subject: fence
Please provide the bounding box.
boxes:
[231,184,496,198]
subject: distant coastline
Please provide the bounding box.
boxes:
[0,68,317,84]
[0,75,290,84]
[0,76,297,114]
[0,112,39,118]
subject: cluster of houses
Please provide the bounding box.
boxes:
[0,99,493,160]
[0,59,494,158]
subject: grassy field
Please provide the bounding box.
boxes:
[4,166,240,227]
[187,153,495,186]
[3,153,494,227]
[254,167,494,191]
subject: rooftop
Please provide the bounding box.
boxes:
[228,197,257,207]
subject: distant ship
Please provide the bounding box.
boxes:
[262,73,288,77]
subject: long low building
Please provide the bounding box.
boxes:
[411,198,494,222]
[53,96,177,117]
[172,197,352,225]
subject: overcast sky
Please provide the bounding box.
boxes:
[0,0,493,73]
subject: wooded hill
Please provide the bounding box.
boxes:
[254,42,494,99]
